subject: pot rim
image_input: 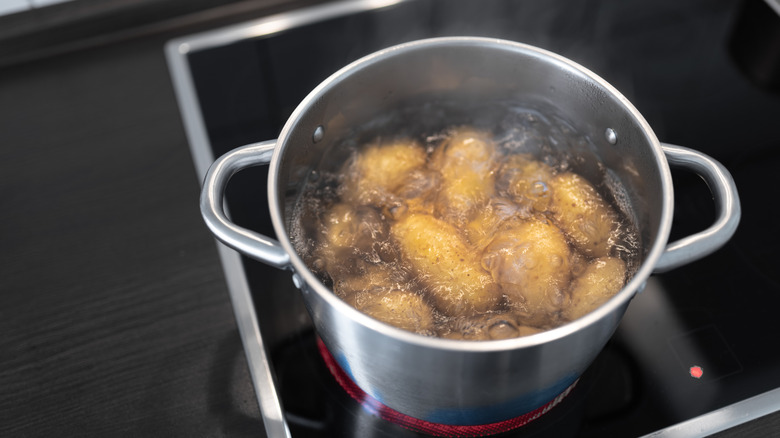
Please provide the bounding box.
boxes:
[268,36,673,352]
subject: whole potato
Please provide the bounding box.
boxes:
[391,213,501,315]
[357,289,436,335]
[465,197,529,250]
[340,139,427,207]
[430,128,498,225]
[481,219,571,319]
[549,172,619,258]
[385,168,441,220]
[318,203,392,267]
[497,153,555,212]
[332,262,395,306]
[564,257,626,321]
[439,313,544,341]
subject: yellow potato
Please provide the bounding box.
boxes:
[314,203,355,280]
[464,197,529,250]
[384,168,441,220]
[332,262,396,306]
[391,213,501,315]
[439,313,513,340]
[318,203,391,263]
[357,289,436,335]
[564,257,626,321]
[481,219,571,318]
[569,249,589,278]
[340,139,427,207]
[497,154,555,212]
[549,172,618,258]
[321,203,360,250]
[430,128,498,225]
[439,313,545,341]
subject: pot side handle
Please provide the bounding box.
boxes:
[653,143,741,273]
[200,141,291,269]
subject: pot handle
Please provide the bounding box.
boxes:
[200,141,291,269]
[653,143,741,273]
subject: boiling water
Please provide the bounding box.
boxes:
[291,103,641,340]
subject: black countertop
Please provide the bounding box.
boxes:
[0,1,314,436]
[1,0,779,436]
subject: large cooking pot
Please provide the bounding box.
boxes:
[201,37,740,426]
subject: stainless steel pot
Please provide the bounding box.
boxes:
[201,37,740,426]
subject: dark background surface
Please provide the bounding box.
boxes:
[1,0,779,436]
[0,1,318,436]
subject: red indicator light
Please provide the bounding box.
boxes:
[689,365,704,379]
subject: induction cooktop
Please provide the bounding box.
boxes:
[166,0,780,436]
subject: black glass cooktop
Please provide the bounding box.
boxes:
[167,0,780,436]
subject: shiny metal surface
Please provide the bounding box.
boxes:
[765,0,780,16]
[605,127,618,145]
[168,3,417,436]
[200,37,741,425]
[217,243,292,438]
[201,140,290,269]
[168,36,293,438]
[641,387,780,437]
[653,143,741,273]
[167,33,293,435]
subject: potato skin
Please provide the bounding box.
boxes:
[465,197,529,250]
[385,168,441,220]
[321,203,360,250]
[564,257,626,321]
[497,154,555,212]
[391,213,501,315]
[439,313,541,341]
[330,262,434,334]
[430,128,498,225]
[341,139,427,207]
[332,262,395,305]
[549,172,618,258]
[357,289,436,335]
[481,219,571,319]
[317,203,393,268]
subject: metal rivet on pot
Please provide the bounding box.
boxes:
[312,125,325,143]
[292,272,303,289]
[605,128,618,145]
